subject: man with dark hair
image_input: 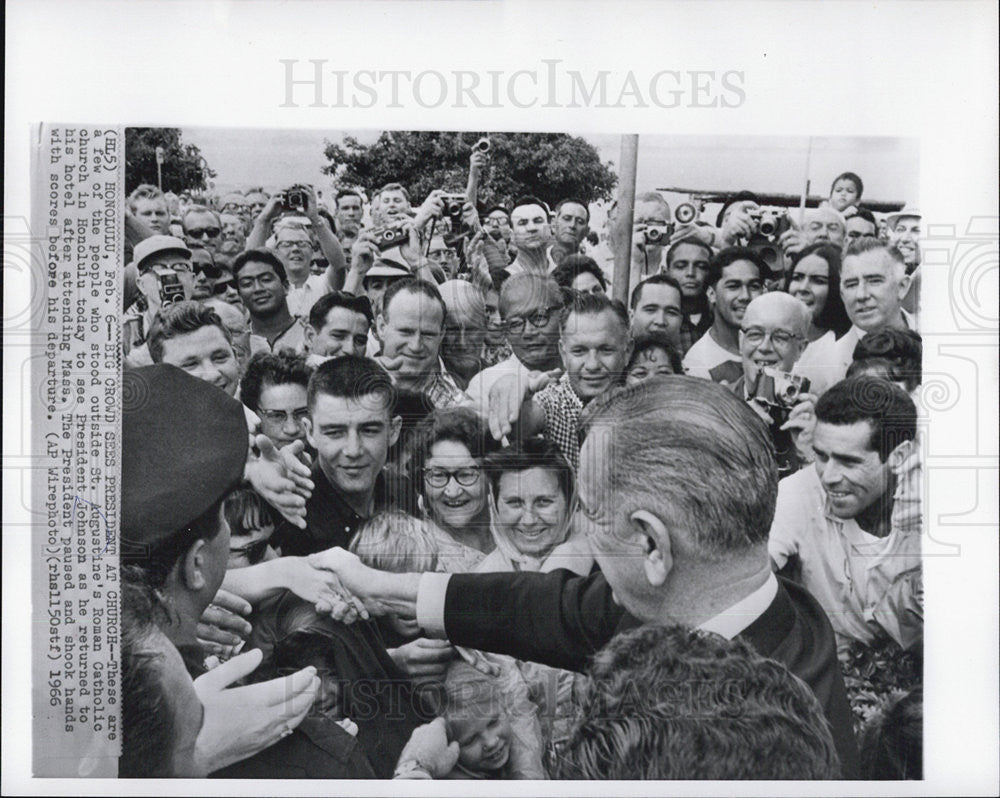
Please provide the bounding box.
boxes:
[372,182,411,226]
[628,273,683,347]
[376,278,471,409]
[305,291,373,360]
[551,254,607,295]
[769,376,922,653]
[844,208,879,249]
[279,355,403,556]
[147,301,241,397]
[506,196,552,276]
[664,237,714,354]
[465,272,565,417]
[309,376,860,776]
[233,248,308,353]
[240,351,313,447]
[557,625,842,779]
[848,326,922,396]
[682,246,765,384]
[549,198,590,266]
[334,189,365,234]
[488,291,632,469]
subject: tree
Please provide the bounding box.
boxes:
[125,128,216,195]
[322,132,617,209]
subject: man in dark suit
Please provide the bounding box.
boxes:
[311,376,860,778]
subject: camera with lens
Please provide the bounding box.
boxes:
[673,202,699,225]
[438,193,467,230]
[157,272,186,305]
[370,226,410,251]
[643,222,674,245]
[749,366,810,423]
[282,185,309,214]
[755,206,791,240]
[473,136,491,154]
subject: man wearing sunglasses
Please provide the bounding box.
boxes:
[183,205,224,255]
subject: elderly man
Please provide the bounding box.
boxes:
[376,278,471,409]
[438,280,488,390]
[734,292,817,477]
[465,272,565,416]
[682,247,766,384]
[183,205,224,255]
[308,376,861,777]
[769,376,923,655]
[487,291,632,469]
[830,239,915,381]
[780,206,847,258]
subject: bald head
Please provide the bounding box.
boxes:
[740,293,810,377]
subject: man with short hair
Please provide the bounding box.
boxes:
[309,376,861,776]
[233,248,308,353]
[372,182,411,226]
[245,189,270,220]
[831,239,914,379]
[305,291,373,360]
[190,247,219,301]
[664,237,714,354]
[549,198,590,266]
[682,247,765,384]
[780,206,847,257]
[887,208,921,272]
[281,356,403,556]
[488,292,632,469]
[147,301,242,396]
[438,280,488,390]
[465,272,564,418]
[183,205,223,255]
[844,208,879,249]
[769,376,922,654]
[240,351,314,447]
[506,196,553,277]
[128,184,172,235]
[628,273,684,347]
[334,189,365,234]
[607,191,673,284]
[557,624,842,779]
[375,278,470,408]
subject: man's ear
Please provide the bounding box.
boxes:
[304,324,316,351]
[181,539,209,591]
[629,510,672,588]
[302,415,316,448]
[706,285,717,307]
[388,414,402,448]
[896,273,912,302]
[376,313,387,341]
[887,437,915,470]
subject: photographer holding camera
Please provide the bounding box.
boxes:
[731,292,819,478]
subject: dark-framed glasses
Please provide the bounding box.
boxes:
[423,466,482,488]
[741,327,801,348]
[258,407,310,425]
[505,306,560,334]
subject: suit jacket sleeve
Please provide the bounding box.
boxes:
[442,568,628,672]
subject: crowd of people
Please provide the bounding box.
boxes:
[120,148,924,780]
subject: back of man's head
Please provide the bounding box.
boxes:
[815,376,917,462]
[147,301,232,364]
[306,354,395,411]
[580,376,778,557]
[557,624,841,779]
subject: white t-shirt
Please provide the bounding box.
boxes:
[682,329,743,384]
[465,354,531,418]
[286,273,330,320]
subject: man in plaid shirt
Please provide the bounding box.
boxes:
[485,292,632,470]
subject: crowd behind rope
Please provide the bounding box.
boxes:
[120,152,924,780]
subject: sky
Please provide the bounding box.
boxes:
[182,126,919,227]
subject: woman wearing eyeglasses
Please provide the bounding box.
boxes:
[406,407,500,572]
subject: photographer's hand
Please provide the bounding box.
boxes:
[247,194,285,249]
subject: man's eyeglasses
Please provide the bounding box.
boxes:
[423,467,481,488]
[150,261,193,273]
[741,327,802,348]
[212,279,236,294]
[258,408,310,425]
[229,538,269,565]
[484,217,510,228]
[187,227,222,239]
[505,306,561,334]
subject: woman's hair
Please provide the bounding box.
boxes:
[223,487,279,538]
[785,243,852,337]
[550,255,608,292]
[483,437,575,506]
[442,660,506,729]
[349,510,439,573]
[627,332,683,375]
[406,407,498,493]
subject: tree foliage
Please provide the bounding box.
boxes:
[322,131,617,209]
[125,128,216,195]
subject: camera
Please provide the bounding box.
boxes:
[473,136,491,153]
[749,366,810,422]
[754,207,791,239]
[674,202,698,225]
[282,185,309,214]
[370,226,410,251]
[157,272,186,305]
[643,222,674,245]
[438,193,466,231]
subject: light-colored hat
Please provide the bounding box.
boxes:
[365,258,411,279]
[133,235,191,270]
[886,207,920,229]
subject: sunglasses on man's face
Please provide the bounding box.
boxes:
[229,538,269,565]
[187,227,221,239]
[212,279,236,294]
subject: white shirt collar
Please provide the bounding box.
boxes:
[697,572,779,640]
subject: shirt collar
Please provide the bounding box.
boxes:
[697,572,778,640]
